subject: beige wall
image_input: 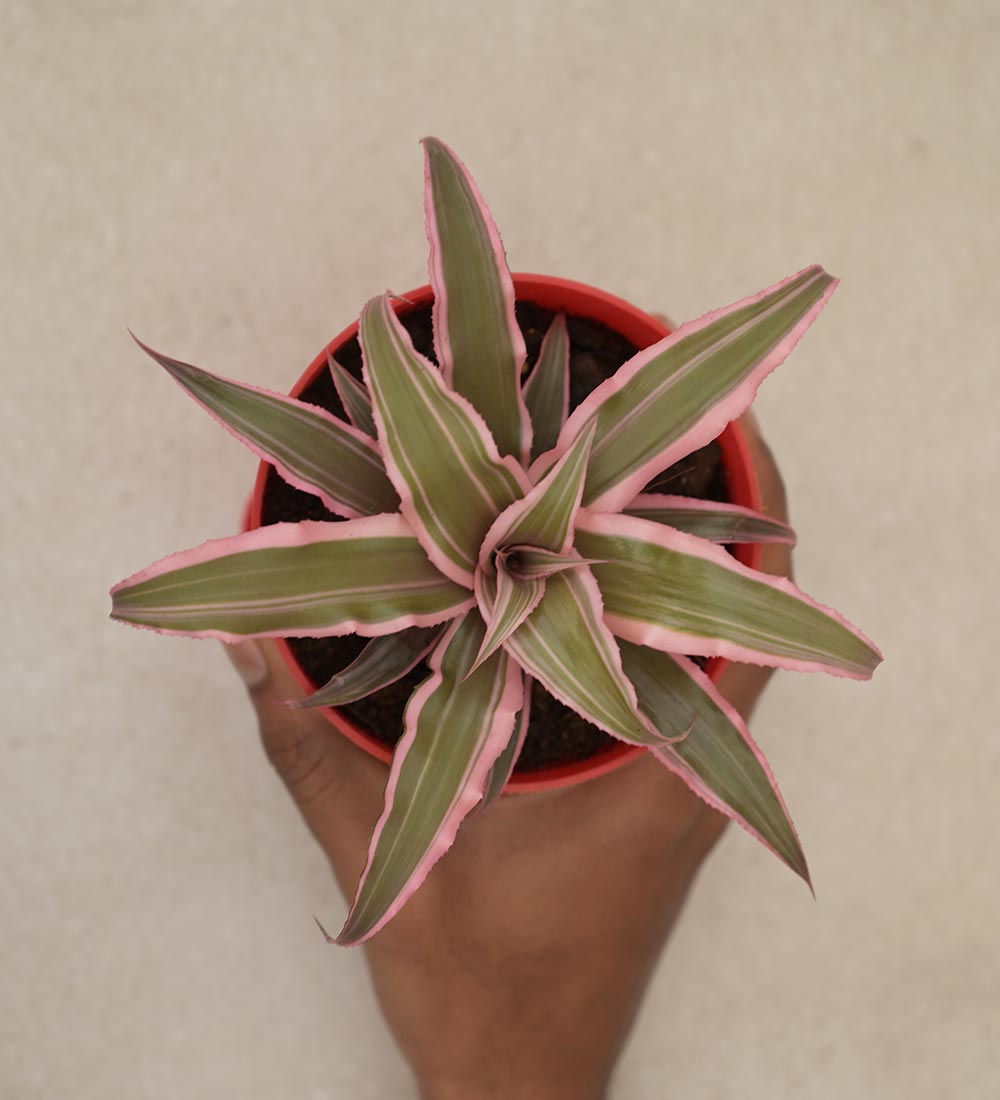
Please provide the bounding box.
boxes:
[4,2,997,1096]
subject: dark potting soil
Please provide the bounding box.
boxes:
[259,301,729,773]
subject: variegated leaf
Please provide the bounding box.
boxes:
[423,137,531,462]
[499,546,602,580]
[625,494,796,544]
[110,515,473,641]
[534,266,838,511]
[470,560,545,675]
[523,313,570,461]
[620,642,809,883]
[296,626,442,709]
[576,511,881,679]
[328,353,377,438]
[478,678,532,810]
[360,294,529,588]
[132,336,398,518]
[334,613,524,944]
[504,566,661,746]
[479,420,596,568]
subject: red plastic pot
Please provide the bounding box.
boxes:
[245,274,763,794]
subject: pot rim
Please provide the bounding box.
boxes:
[245,273,762,794]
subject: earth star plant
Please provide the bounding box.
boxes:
[111,138,882,945]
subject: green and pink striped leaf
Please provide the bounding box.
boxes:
[334,613,524,944]
[576,511,881,678]
[328,353,377,438]
[624,494,796,544]
[296,626,442,709]
[479,420,596,566]
[110,515,472,641]
[470,560,546,675]
[619,641,809,883]
[504,566,662,746]
[499,546,603,580]
[423,137,531,463]
[534,266,838,511]
[523,313,570,462]
[132,336,398,518]
[478,679,532,811]
[360,294,530,588]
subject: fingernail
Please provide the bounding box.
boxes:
[222,640,268,688]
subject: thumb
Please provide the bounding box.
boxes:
[224,638,270,690]
[219,639,387,889]
[220,639,349,803]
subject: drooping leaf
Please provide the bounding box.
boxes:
[620,642,809,883]
[503,566,662,746]
[334,613,524,944]
[360,294,529,588]
[296,626,442,709]
[576,511,881,679]
[328,353,377,438]
[523,313,570,461]
[533,266,838,511]
[110,515,473,641]
[625,494,796,544]
[423,137,531,462]
[131,336,398,518]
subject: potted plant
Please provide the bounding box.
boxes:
[111,138,881,946]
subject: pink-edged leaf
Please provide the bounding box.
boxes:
[477,676,532,811]
[500,546,604,581]
[503,566,663,746]
[131,336,397,519]
[620,641,810,884]
[470,559,546,676]
[478,420,596,571]
[523,313,570,462]
[576,511,881,679]
[109,515,473,642]
[328,353,377,438]
[360,294,530,588]
[296,626,442,709]
[423,137,531,463]
[533,266,838,511]
[625,494,796,544]
[335,612,524,944]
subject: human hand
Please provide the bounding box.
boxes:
[222,413,792,1100]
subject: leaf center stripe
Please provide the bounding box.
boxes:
[593,270,823,481]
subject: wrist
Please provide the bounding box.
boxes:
[421,1081,605,1100]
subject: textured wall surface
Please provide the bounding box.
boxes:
[3,2,997,1097]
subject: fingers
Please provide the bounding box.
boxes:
[222,638,309,708]
[225,638,269,689]
[715,414,794,719]
[738,410,790,525]
[648,310,677,330]
[221,640,391,902]
[736,411,793,582]
[220,639,351,806]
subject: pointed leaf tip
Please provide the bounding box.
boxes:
[621,644,812,885]
[524,312,570,461]
[423,138,531,462]
[336,614,523,944]
[553,265,839,512]
[129,335,398,519]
